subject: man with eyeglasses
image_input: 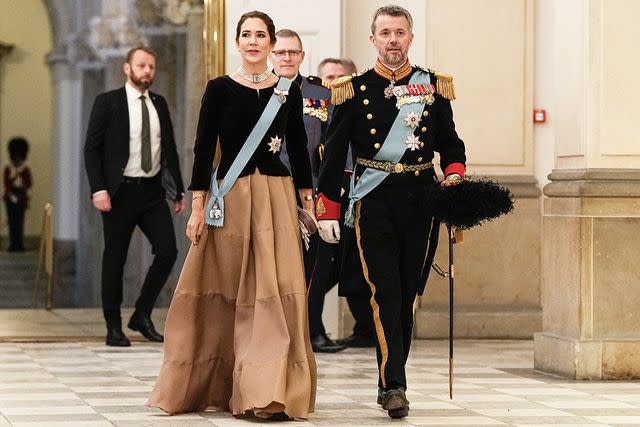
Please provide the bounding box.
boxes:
[270,29,346,354]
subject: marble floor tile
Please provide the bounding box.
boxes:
[0,338,638,425]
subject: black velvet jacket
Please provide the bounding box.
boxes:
[189,76,312,191]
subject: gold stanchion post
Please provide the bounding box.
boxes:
[33,203,54,309]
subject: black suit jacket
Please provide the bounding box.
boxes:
[84,87,185,200]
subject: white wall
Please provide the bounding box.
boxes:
[342,0,427,72]
[225,0,342,76]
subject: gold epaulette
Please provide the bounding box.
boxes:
[307,75,331,90]
[331,75,354,105]
[428,68,456,100]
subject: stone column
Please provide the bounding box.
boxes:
[533,0,640,379]
[47,50,83,306]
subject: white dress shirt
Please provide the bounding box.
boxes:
[123,82,162,177]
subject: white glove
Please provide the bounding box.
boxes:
[318,220,341,244]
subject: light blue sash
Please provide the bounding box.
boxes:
[205,77,293,227]
[344,70,431,227]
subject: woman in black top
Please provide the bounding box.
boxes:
[149,11,316,420]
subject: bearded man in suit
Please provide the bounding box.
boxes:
[84,46,186,347]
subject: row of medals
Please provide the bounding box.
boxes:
[384,80,435,151]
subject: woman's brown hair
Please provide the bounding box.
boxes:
[235,11,276,46]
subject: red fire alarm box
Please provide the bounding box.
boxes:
[533,109,546,123]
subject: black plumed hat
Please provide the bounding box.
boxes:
[8,137,29,160]
[428,179,514,229]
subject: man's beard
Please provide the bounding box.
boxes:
[382,49,406,67]
[131,72,153,90]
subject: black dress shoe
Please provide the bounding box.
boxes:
[106,328,131,347]
[311,334,347,353]
[269,411,292,420]
[128,313,164,342]
[382,388,410,419]
[336,334,377,348]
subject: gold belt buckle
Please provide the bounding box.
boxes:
[393,163,404,173]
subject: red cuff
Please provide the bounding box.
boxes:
[315,192,341,220]
[444,162,465,178]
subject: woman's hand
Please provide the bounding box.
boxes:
[187,192,206,245]
[298,188,315,217]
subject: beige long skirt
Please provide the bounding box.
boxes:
[148,171,317,419]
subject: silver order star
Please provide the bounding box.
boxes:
[404,111,421,129]
[268,135,282,153]
[404,134,421,151]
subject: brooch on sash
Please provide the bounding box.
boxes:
[392,84,436,109]
[210,198,222,219]
[404,111,421,129]
[274,88,288,104]
[268,135,282,153]
[303,98,329,122]
[404,134,421,151]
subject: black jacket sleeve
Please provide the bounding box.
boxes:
[317,98,353,203]
[433,97,466,175]
[157,95,185,199]
[284,82,312,189]
[84,94,109,195]
[189,79,221,191]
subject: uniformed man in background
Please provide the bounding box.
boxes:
[270,29,346,353]
[316,5,466,419]
[316,58,377,350]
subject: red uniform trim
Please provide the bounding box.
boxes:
[315,192,341,220]
[444,162,465,178]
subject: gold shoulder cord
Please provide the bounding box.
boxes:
[321,79,331,89]
[331,75,354,105]
[330,68,369,105]
[430,69,456,100]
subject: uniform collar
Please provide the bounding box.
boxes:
[374,58,412,82]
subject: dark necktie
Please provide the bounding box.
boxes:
[140,95,151,173]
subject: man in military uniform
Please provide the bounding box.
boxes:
[270,29,346,353]
[316,5,466,419]
[316,58,377,349]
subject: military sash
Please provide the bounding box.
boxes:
[344,70,431,227]
[205,77,293,227]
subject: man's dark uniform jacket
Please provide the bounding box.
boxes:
[280,74,335,188]
[84,87,185,200]
[316,62,466,293]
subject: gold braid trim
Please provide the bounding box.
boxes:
[331,75,354,105]
[433,70,456,100]
[321,79,331,89]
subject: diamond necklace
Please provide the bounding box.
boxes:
[236,66,271,84]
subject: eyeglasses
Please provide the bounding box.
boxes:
[272,49,303,58]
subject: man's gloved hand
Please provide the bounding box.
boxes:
[318,220,341,244]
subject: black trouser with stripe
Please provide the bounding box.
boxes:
[354,184,433,391]
[101,178,178,330]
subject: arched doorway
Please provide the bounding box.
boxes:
[0,1,53,306]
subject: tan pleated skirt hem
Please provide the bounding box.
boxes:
[147,172,316,419]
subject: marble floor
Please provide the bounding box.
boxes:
[0,334,640,426]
